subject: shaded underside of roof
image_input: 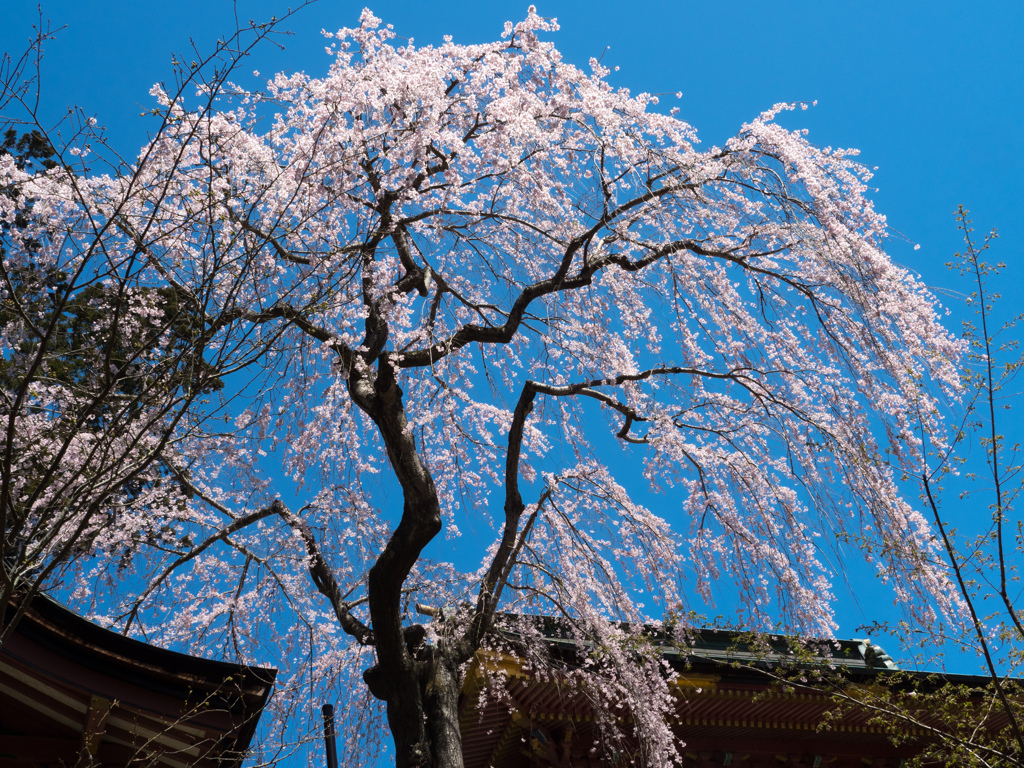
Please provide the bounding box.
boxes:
[0,594,276,768]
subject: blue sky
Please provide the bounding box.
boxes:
[3,0,1023,669]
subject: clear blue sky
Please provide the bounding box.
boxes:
[3,0,1022,663]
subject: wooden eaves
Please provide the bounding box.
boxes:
[0,593,275,768]
[458,616,1006,768]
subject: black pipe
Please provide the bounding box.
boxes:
[322,703,338,768]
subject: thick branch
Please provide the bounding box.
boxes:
[120,503,281,635]
[231,213,313,266]
[458,382,536,656]
[275,501,375,646]
[459,365,745,658]
[120,482,375,646]
[395,235,772,368]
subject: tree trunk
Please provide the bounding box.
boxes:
[381,664,431,768]
[424,651,464,768]
[374,647,464,768]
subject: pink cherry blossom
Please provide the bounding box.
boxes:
[3,10,967,767]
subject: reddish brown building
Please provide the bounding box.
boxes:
[0,594,274,767]
[458,620,1000,768]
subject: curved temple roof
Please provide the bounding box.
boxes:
[0,593,275,768]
